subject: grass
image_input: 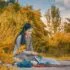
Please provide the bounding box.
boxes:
[56,56,70,61]
[45,56,70,61]
[39,53,70,61]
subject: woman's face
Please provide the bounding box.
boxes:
[25,28,32,37]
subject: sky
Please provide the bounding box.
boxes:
[18,0,54,14]
[18,0,70,22]
[55,0,70,20]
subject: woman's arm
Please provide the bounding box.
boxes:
[13,35,22,55]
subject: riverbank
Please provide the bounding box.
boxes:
[0,60,70,70]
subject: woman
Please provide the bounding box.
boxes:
[13,23,33,55]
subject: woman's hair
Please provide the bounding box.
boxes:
[19,23,32,44]
[20,23,32,34]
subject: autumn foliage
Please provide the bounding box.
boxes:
[0,4,26,63]
[0,3,70,64]
[0,4,46,63]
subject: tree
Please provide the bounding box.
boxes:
[0,0,7,8]
[45,9,54,36]
[20,6,48,53]
[47,32,70,57]
[8,0,16,3]
[0,4,25,63]
[45,5,61,33]
[51,6,61,32]
[64,22,70,33]
[0,5,48,63]
[31,10,48,53]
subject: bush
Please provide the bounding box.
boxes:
[46,32,70,57]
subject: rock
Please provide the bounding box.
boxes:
[31,60,38,65]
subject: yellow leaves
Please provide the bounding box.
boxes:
[33,10,41,18]
[54,32,70,43]
[0,53,14,64]
[0,65,9,70]
[0,5,39,64]
[48,32,70,47]
[0,5,26,63]
[16,45,26,54]
[48,38,58,47]
[0,65,18,70]
[19,7,33,22]
[0,5,25,44]
[20,8,29,13]
[64,33,70,42]
[0,44,14,64]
